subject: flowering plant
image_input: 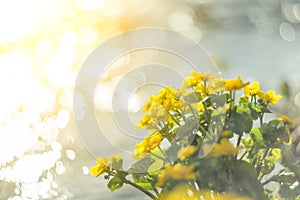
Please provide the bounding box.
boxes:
[91,71,299,199]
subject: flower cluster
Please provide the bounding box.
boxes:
[134,132,163,155]
[91,71,295,200]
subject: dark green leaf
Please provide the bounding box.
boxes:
[250,128,265,148]
[112,159,123,171]
[135,182,154,190]
[228,108,253,135]
[271,174,297,184]
[129,156,154,175]
[148,159,164,174]
[107,176,124,192]
[175,120,198,140]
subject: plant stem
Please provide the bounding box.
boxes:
[158,146,173,165]
[203,81,207,97]
[188,105,197,119]
[124,179,158,199]
[150,152,165,161]
[151,183,160,197]
[169,112,180,126]
[238,150,247,160]
[235,135,242,159]
[261,169,285,185]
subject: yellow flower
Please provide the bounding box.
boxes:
[195,83,210,94]
[136,114,152,129]
[143,87,180,113]
[190,103,205,112]
[149,104,167,119]
[277,115,293,124]
[191,71,220,82]
[182,71,220,88]
[178,145,197,160]
[156,164,196,187]
[155,167,168,187]
[90,154,122,176]
[205,139,243,157]
[257,90,282,105]
[208,78,225,93]
[134,132,163,155]
[223,76,249,91]
[244,81,261,98]
[183,77,198,87]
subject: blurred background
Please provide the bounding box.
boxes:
[0,0,299,199]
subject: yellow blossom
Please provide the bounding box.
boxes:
[208,78,225,93]
[90,154,122,176]
[195,83,210,94]
[258,90,282,105]
[136,114,152,129]
[149,104,167,119]
[183,77,198,87]
[191,71,220,82]
[143,87,180,113]
[182,71,220,88]
[190,103,205,112]
[223,76,249,91]
[277,115,293,124]
[156,164,196,187]
[178,145,197,160]
[134,132,163,155]
[204,139,243,157]
[244,81,261,98]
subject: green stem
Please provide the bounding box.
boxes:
[235,135,242,159]
[151,183,160,197]
[169,112,180,126]
[238,150,247,160]
[124,179,158,199]
[158,146,173,165]
[188,105,197,119]
[259,113,264,126]
[203,81,207,97]
[261,169,285,185]
[150,152,165,161]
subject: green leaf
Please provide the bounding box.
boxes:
[266,148,282,162]
[260,160,275,175]
[107,176,124,192]
[236,105,251,114]
[165,144,181,162]
[135,182,154,190]
[112,159,123,171]
[148,159,164,174]
[250,128,265,148]
[239,97,249,105]
[230,160,267,200]
[129,156,154,175]
[279,184,300,199]
[175,120,198,140]
[228,108,253,135]
[210,93,227,107]
[183,93,198,104]
[271,174,297,184]
[248,103,259,120]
